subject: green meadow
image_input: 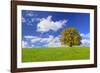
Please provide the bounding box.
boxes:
[22,47,90,62]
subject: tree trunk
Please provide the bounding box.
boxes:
[69,42,72,47]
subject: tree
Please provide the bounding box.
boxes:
[60,28,81,47]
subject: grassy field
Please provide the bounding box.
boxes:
[22,47,90,62]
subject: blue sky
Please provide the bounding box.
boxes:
[22,10,90,48]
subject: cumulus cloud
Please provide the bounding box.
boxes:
[40,35,54,43]
[27,13,33,17]
[31,38,41,43]
[23,35,64,47]
[37,16,67,32]
[81,39,90,46]
[24,36,41,43]
[22,40,37,48]
[25,11,37,17]
[80,33,90,46]
[24,35,36,39]
[46,36,62,47]
[23,33,90,47]
[30,35,54,44]
[22,41,28,48]
[80,33,90,38]
[39,35,63,47]
[31,18,41,22]
[22,17,33,25]
[22,17,26,23]
[81,39,90,44]
[22,16,40,26]
[24,35,54,43]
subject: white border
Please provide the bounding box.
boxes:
[17,5,94,68]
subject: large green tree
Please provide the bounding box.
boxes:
[60,28,81,47]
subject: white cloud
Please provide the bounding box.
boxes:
[81,39,90,46]
[31,35,54,44]
[24,35,34,39]
[43,35,66,47]
[80,33,90,38]
[31,38,41,43]
[80,33,90,46]
[27,13,33,16]
[24,35,41,43]
[31,18,41,22]
[22,17,33,25]
[24,36,42,47]
[23,35,65,47]
[22,17,26,23]
[23,33,90,47]
[22,40,36,48]
[37,16,67,32]
[81,39,90,44]
[46,36,62,47]
[26,11,36,17]
[31,45,35,47]
[40,35,54,43]
[24,35,54,44]
[22,41,28,48]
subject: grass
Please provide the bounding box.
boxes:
[22,47,90,62]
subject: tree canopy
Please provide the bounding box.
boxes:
[60,28,81,47]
